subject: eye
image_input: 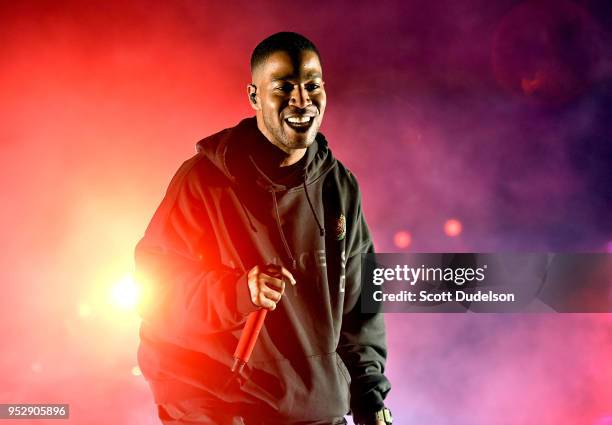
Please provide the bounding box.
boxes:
[274,82,294,94]
[305,83,321,92]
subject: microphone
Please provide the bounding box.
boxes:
[225,266,291,389]
[231,308,268,375]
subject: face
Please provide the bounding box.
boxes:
[249,50,326,152]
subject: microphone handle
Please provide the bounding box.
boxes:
[231,308,268,374]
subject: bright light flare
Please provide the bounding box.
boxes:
[109,274,141,311]
[444,218,462,237]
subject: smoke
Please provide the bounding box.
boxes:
[385,314,612,424]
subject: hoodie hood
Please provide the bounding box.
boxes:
[196,117,335,191]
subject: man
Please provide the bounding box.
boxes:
[135,32,392,425]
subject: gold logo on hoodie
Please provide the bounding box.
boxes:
[336,214,346,241]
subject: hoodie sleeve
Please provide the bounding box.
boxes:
[135,157,258,347]
[336,185,391,421]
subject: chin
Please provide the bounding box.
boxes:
[285,135,316,150]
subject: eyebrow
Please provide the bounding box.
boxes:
[270,72,322,82]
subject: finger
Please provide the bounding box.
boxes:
[261,287,282,303]
[267,277,286,295]
[278,266,297,286]
[257,294,276,311]
[258,274,285,292]
[264,264,296,286]
[247,265,260,280]
[262,263,283,278]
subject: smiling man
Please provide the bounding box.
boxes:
[249,47,324,161]
[135,32,392,425]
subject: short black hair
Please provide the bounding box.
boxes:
[250,32,321,73]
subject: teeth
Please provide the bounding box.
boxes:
[287,116,312,124]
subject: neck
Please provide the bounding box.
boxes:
[279,148,306,166]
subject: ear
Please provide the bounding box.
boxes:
[247,84,260,111]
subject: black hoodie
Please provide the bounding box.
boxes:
[135,117,390,422]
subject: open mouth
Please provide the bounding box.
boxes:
[284,115,315,132]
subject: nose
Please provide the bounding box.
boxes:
[289,85,311,109]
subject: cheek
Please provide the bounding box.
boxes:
[261,94,282,107]
[316,94,327,113]
[263,101,284,119]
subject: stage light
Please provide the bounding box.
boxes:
[444,218,462,237]
[109,274,141,311]
[393,231,412,249]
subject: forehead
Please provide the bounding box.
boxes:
[256,50,323,81]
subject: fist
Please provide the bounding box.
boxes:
[247,264,296,311]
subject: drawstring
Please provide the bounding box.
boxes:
[271,190,297,270]
[269,182,325,271]
[255,165,325,270]
[303,179,325,237]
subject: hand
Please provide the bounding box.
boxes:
[355,422,385,425]
[246,264,296,311]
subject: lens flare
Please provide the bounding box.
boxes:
[109,274,141,311]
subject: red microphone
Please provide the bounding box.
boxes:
[227,266,294,387]
[231,308,267,375]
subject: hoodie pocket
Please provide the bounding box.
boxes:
[242,351,351,420]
